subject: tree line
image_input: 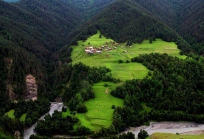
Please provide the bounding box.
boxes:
[61,63,116,112]
[109,53,204,130]
[0,98,50,136]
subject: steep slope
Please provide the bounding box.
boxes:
[63,0,116,21]
[132,0,204,54]
[132,0,179,29]
[0,0,81,100]
[178,0,204,54]
[15,0,81,51]
[67,0,188,52]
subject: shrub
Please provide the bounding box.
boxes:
[138,129,149,139]
[118,59,123,63]
[111,105,116,109]
[76,126,91,135]
[76,103,87,113]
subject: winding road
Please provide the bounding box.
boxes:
[24,103,204,139]
[23,102,63,139]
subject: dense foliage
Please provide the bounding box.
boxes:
[0,132,13,139]
[131,0,204,55]
[14,99,50,127]
[61,63,112,111]
[67,0,191,56]
[138,129,149,139]
[0,54,9,114]
[34,111,79,136]
[63,0,115,21]
[109,53,204,131]
[34,110,92,136]
[1,98,49,136]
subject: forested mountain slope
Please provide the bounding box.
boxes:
[132,0,179,29]
[129,0,204,54]
[0,0,204,138]
[178,0,204,54]
[0,0,82,102]
[66,0,189,53]
[0,0,119,106]
[63,0,116,21]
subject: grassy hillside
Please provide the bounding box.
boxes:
[63,82,123,131]
[148,133,204,139]
[71,31,186,80]
[68,31,186,131]
[4,110,15,119]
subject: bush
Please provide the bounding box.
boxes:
[76,126,91,135]
[118,59,123,63]
[104,83,109,87]
[138,129,149,139]
[62,107,67,112]
[111,105,116,109]
[76,103,87,113]
[126,60,130,63]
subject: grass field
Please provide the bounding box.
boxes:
[63,82,123,131]
[4,109,15,119]
[71,31,186,80]
[69,31,186,131]
[4,110,26,122]
[147,133,204,139]
[20,113,26,122]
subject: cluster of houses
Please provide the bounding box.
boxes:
[85,46,102,54]
[85,42,121,54]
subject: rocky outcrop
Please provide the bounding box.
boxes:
[14,130,21,139]
[25,74,37,101]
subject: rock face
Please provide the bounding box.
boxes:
[14,130,21,139]
[25,74,37,101]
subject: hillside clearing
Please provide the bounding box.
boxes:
[71,31,186,80]
[20,113,26,122]
[63,82,123,131]
[4,109,15,119]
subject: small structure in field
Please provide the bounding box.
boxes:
[85,46,101,54]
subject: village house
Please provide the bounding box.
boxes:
[85,46,101,54]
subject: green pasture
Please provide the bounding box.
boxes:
[4,109,15,119]
[147,133,204,139]
[82,31,113,47]
[4,110,26,122]
[20,113,26,122]
[71,31,186,80]
[63,82,123,131]
[69,31,186,131]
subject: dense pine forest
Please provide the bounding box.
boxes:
[0,0,204,138]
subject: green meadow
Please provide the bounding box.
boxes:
[4,110,26,122]
[69,31,186,131]
[63,82,123,131]
[4,109,15,119]
[20,113,26,122]
[147,133,204,139]
[71,31,186,80]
